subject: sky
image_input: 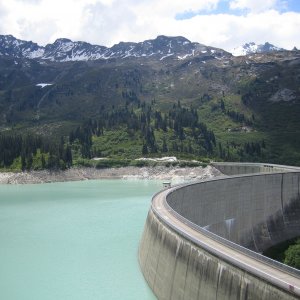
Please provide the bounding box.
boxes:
[0,0,300,51]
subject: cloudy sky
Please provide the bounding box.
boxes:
[0,0,300,51]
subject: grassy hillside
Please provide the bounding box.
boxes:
[0,50,300,169]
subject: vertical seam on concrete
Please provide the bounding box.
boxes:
[182,244,191,300]
[152,224,164,293]
[182,187,186,216]
[281,173,284,217]
[169,239,181,300]
[298,173,300,199]
[215,264,221,300]
[239,271,248,299]
[251,176,259,253]
[140,212,152,270]
[149,212,160,288]
[196,252,204,300]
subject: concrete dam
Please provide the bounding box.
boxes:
[138,163,300,299]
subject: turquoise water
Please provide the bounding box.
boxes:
[0,180,162,300]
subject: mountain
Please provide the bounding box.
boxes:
[0,35,44,59]
[232,42,284,56]
[0,34,300,167]
[0,34,230,62]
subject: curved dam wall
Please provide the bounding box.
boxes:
[138,163,300,300]
[211,162,299,176]
[167,170,300,252]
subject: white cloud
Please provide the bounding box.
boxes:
[181,10,300,50]
[0,0,299,51]
[78,0,220,46]
[0,0,98,44]
[133,0,221,18]
[229,0,278,12]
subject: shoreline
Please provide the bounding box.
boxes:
[0,165,222,184]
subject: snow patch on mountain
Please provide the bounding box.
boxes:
[36,83,53,88]
[160,53,174,60]
[177,53,193,60]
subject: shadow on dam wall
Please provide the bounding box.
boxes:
[138,163,300,300]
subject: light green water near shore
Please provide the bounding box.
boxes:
[0,180,162,300]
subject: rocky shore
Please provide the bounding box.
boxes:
[0,165,222,184]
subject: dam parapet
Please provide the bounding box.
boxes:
[211,162,300,175]
[139,163,300,300]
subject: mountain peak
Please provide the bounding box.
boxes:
[232,41,284,56]
[152,35,191,45]
[0,34,44,59]
[53,38,73,44]
[156,35,189,41]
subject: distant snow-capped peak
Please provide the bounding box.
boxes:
[232,42,284,56]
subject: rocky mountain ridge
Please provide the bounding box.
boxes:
[0,34,230,62]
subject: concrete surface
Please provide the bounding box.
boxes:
[138,163,300,300]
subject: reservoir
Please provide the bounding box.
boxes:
[0,179,161,300]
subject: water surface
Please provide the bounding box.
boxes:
[0,179,161,300]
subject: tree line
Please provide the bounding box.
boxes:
[0,134,72,170]
[1,100,267,171]
[69,101,217,159]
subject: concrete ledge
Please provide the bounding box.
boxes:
[138,163,300,300]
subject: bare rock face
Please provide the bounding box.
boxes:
[269,88,297,103]
[0,165,223,184]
